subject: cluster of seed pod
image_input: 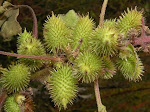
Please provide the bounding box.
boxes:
[0,7,145,111]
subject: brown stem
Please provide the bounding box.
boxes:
[94,0,108,112]
[0,51,62,62]
[141,17,146,37]
[0,90,7,112]
[132,18,150,46]
[134,36,150,46]
[99,0,108,27]
[0,0,4,6]
[15,5,38,38]
[94,79,102,112]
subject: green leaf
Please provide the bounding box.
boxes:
[0,1,22,41]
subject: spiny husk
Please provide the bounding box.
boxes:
[117,55,144,81]
[101,57,116,79]
[74,52,102,83]
[4,95,20,112]
[48,65,78,110]
[71,15,95,51]
[59,10,79,29]
[90,26,118,56]
[17,38,46,71]
[103,19,117,29]
[116,7,143,37]
[117,44,144,81]
[1,64,30,93]
[17,29,33,45]
[43,13,70,53]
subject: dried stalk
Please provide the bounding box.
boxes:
[15,5,38,38]
[99,0,108,27]
[0,51,62,62]
[94,0,108,112]
[94,79,102,112]
[0,90,7,112]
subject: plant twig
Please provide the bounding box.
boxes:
[99,0,108,27]
[15,5,38,38]
[94,79,102,112]
[0,51,62,62]
[0,90,7,112]
[94,0,108,112]
[132,18,150,52]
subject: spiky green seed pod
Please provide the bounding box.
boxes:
[116,7,143,37]
[117,45,144,81]
[48,65,78,110]
[17,29,32,45]
[43,14,70,53]
[117,55,144,81]
[74,52,102,83]
[1,64,30,93]
[17,38,46,71]
[4,95,20,112]
[103,19,117,29]
[72,15,95,51]
[59,10,79,29]
[91,27,118,56]
[101,57,116,79]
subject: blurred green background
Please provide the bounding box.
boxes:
[0,0,150,112]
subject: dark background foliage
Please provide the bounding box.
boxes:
[0,0,150,112]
